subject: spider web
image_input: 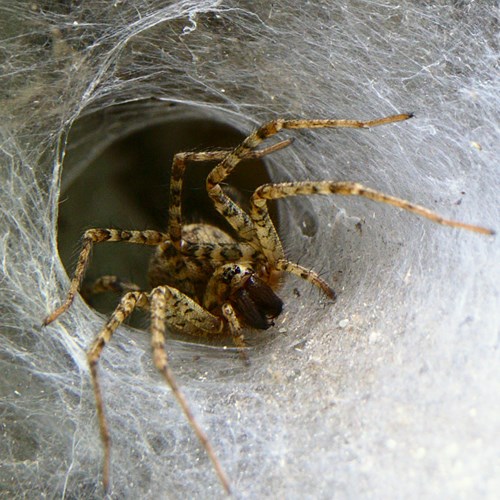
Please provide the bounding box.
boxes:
[1,1,499,498]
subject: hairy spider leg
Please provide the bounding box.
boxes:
[83,275,141,297]
[44,229,168,325]
[148,286,230,494]
[205,114,414,261]
[45,139,294,326]
[275,260,336,300]
[168,139,293,249]
[87,290,148,493]
[249,180,494,293]
[87,286,227,494]
[221,302,245,347]
[221,302,251,365]
[202,264,249,347]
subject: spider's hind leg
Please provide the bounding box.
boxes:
[82,275,141,301]
[206,114,413,194]
[251,181,494,236]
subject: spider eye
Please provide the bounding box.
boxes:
[222,265,240,284]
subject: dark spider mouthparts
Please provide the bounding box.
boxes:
[43,112,494,495]
[232,274,283,330]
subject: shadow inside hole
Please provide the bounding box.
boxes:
[58,113,281,334]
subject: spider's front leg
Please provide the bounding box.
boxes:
[205,113,413,259]
[88,285,229,494]
[167,139,293,249]
[220,302,252,366]
[148,286,230,494]
[248,180,494,292]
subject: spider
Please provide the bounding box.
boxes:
[44,112,494,495]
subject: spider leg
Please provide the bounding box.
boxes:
[221,303,249,365]
[168,139,293,249]
[207,114,413,189]
[206,113,413,257]
[83,275,141,298]
[180,240,263,264]
[86,290,148,493]
[251,180,494,242]
[149,286,230,494]
[152,285,223,334]
[44,228,167,325]
[276,260,336,300]
[221,302,246,346]
[246,179,492,290]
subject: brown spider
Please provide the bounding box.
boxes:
[44,113,494,495]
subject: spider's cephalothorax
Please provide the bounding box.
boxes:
[149,221,284,335]
[44,113,494,494]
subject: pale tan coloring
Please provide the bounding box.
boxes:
[44,112,494,495]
